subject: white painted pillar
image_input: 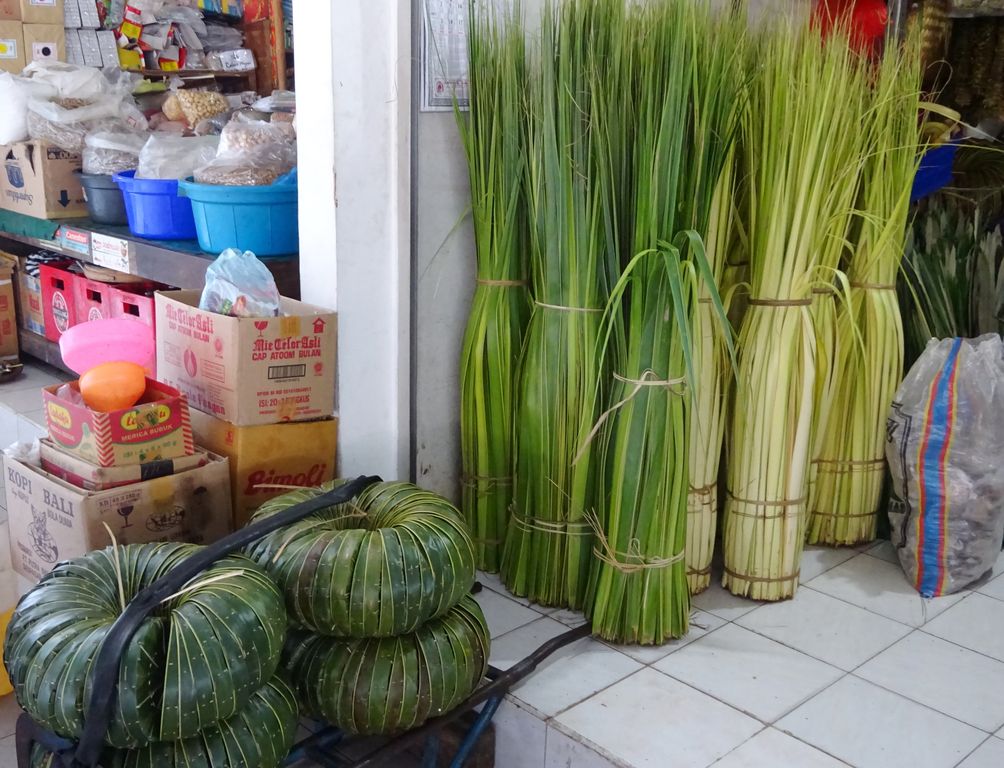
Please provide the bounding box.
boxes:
[294,0,412,481]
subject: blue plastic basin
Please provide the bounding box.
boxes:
[113,171,198,240]
[178,178,298,257]
[911,142,959,204]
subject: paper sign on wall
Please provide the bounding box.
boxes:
[421,0,469,112]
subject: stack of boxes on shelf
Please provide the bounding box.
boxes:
[3,362,233,583]
[64,0,116,68]
[155,289,338,527]
[0,0,66,75]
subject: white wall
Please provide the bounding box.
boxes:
[295,0,412,482]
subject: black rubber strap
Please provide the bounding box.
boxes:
[71,474,381,767]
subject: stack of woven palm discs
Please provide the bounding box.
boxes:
[3,542,299,768]
[246,480,491,735]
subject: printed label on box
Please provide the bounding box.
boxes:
[31,40,58,60]
[59,227,90,256]
[50,290,70,332]
[91,233,132,273]
[0,38,16,59]
[30,1,57,7]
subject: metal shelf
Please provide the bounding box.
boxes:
[0,217,300,297]
[18,329,74,376]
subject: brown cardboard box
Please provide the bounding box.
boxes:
[0,1,63,24]
[12,253,49,336]
[43,378,195,467]
[4,452,233,581]
[155,291,337,426]
[39,438,211,491]
[191,409,337,527]
[0,20,24,73]
[0,252,17,360]
[22,22,63,62]
[0,141,86,219]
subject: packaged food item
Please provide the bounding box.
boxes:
[164,89,230,128]
[136,134,219,180]
[82,130,149,176]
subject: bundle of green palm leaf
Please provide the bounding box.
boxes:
[457,2,530,572]
[900,195,1004,366]
[501,0,624,610]
[723,21,874,599]
[809,38,925,547]
[589,0,743,643]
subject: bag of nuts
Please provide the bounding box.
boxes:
[163,90,230,128]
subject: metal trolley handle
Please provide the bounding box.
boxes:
[17,474,383,768]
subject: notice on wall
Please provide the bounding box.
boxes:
[91,233,132,274]
[421,0,469,112]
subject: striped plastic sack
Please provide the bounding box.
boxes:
[886,335,1004,597]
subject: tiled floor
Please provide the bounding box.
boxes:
[0,363,1002,768]
[475,543,1004,768]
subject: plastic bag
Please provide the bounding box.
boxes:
[83,130,149,176]
[217,121,295,154]
[136,134,219,179]
[164,90,229,127]
[21,62,110,101]
[194,142,296,186]
[252,91,296,114]
[886,334,1004,597]
[199,249,281,318]
[0,73,55,145]
[26,96,131,153]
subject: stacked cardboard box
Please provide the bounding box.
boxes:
[156,291,338,527]
[0,0,65,72]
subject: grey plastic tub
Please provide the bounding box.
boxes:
[77,172,129,226]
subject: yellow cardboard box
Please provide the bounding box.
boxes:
[0,20,24,73]
[22,22,63,62]
[190,409,337,528]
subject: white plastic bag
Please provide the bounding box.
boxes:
[21,62,109,101]
[0,73,55,145]
[83,130,150,176]
[886,334,1004,597]
[199,249,281,318]
[136,134,219,179]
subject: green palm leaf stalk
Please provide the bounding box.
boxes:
[589,1,742,641]
[457,3,530,571]
[808,38,925,547]
[501,0,625,610]
[723,21,870,600]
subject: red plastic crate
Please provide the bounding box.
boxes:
[111,284,157,329]
[73,278,114,323]
[39,264,80,342]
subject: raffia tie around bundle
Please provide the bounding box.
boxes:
[809,457,886,519]
[726,490,806,521]
[534,299,603,314]
[585,511,685,575]
[511,513,593,538]
[747,297,813,308]
[573,369,687,465]
[849,281,896,292]
[461,473,513,490]
[476,278,528,288]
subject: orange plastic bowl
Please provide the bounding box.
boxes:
[79,361,147,413]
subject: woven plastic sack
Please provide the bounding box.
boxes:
[886,334,1004,597]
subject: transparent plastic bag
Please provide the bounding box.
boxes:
[886,334,1004,597]
[164,90,230,127]
[0,73,55,145]
[217,121,295,154]
[252,90,296,114]
[83,130,149,176]
[194,138,296,186]
[27,95,131,153]
[199,249,281,318]
[136,134,219,179]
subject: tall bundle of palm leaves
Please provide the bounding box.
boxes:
[457,3,530,572]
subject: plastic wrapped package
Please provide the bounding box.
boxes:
[252,90,296,114]
[0,73,55,145]
[886,334,1004,597]
[136,134,219,179]
[194,141,296,186]
[201,22,244,51]
[217,121,295,153]
[199,249,281,318]
[26,97,131,153]
[164,90,230,127]
[21,62,110,101]
[83,130,149,176]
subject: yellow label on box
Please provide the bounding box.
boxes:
[0,38,16,59]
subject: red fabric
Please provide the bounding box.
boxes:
[813,0,888,55]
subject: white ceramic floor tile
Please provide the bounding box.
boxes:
[0,387,43,414]
[546,607,589,628]
[0,696,18,739]
[490,616,569,672]
[864,539,900,564]
[555,668,761,768]
[777,676,985,768]
[692,580,761,621]
[0,734,14,768]
[493,698,547,768]
[806,554,965,627]
[856,631,1004,733]
[711,727,847,768]
[800,546,860,582]
[607,609,727,665]
[923,593,1004,663]
[655,623,843,722]
[545,724,620,768]
[477,571,534,607]
[736,586,911,671]
[0,408,18,450]
[976,551,1004,602]
[510,637,642,717]
[958,738,1004,768]
[475,587,544,639]
[16,413,45,443]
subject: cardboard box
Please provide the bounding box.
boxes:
[22,23,63,62]
[39,263,77,341]
[43,378,195,467]
[96,28,116,67]
[39,437,211,491]
[13,255,45,336]
[0,253,17,360]
[0,141,86,219]
[191,409,337,527]
[0,0,62,24]
[4,452,232,581]
[0,21,25,73]
[75,0,97,28]
[156,291,337,426]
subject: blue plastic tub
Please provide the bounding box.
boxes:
[113,171,198,240]
[178,178,298,257]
